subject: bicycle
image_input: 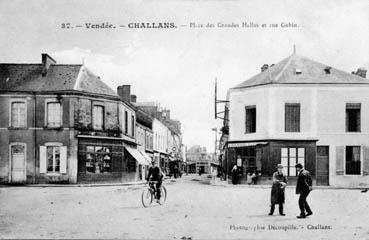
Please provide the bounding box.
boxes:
[141,180,167,208]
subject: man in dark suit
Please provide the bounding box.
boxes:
[295,163,313,219]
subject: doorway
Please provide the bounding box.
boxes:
[10,144,26,183]
[317,146,329,186]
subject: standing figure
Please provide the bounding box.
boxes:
[295,163,313,218]
[231,165,238,185]
[269,164,287,216]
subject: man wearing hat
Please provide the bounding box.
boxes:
[146,159,164,203]
[269,164,288,216]
[295,163,313,218]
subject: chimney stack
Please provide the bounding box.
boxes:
[130,95,137,103]
[261,64,269,72]
[117,85,131,102]
[41,53,56,76]
[353,68,367,78]
[163,109,170,120]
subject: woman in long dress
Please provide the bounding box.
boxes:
[269,164,287,216]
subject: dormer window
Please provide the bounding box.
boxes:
[324,66,331,74]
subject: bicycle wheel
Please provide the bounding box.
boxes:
[141,188,153,208]
[158,185,167,204]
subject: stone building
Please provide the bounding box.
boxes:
[222,51,369,187]
[0,53,143,184]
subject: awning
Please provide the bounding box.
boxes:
[125,146,149,166]
[137,149,152,165]
[227,142,268,148]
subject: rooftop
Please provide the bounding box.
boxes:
[0,56,117,97]
[232,53,368,89]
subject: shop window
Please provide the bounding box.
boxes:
[47,146,60,172]
[10,101,26,128]
[280,147,305,176]
[346,103,361,132]
[245,106,256,133]
[85,146,112,173]
[92,105,104,130]
[345,146,361,175]
[47,102,62,127]
[285,103,300,132]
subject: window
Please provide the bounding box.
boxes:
[85,146,112,173]
[124,111,128,134]
[47,146,60,173]
[346,146,361,175]
[131,115,135,136]
[47,102,62,127]
[92,105,104,130]
[11,101,26,128]
[245,106,256,133]
[346,103,361,132]
[285,103,300,132]
[280,148,305,176]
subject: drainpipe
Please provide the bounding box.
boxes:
[33,92,37,184]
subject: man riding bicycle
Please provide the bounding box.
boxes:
[146,159,164,203]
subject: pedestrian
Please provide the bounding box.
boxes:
[269,164,287,216]
[295,163,313,219]
[231,165,238,185]
[246,172,253,185]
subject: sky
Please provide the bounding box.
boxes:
[0,0,368,151]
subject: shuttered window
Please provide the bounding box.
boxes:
[47,102,62,127]
[245,106,256,133]
[124,111,128,134]
[131,115,135,136]
[11,101,26,128]
[92,105,104,130]
[285,103,300,132]
[346,103,361,132]
[345,146,361,175]
[40,145,67,174]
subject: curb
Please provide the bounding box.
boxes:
[0,178,179,188]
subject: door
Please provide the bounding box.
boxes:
[10,144,26,183]
[317,146,329,186]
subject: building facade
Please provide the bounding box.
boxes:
[224,52,369,187]
[0,53,146,184]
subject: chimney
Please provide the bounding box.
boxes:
[131,95,137,103]
[261,64,269,72]
[41,53,56,76]
[117,85,131,102]
[354,68,367,78]
[163,109,170,120]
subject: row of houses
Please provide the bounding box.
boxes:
[0,53,183,184]
[218,50,369,187]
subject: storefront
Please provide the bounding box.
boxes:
[226,140,317,184]
[77,137,125,183]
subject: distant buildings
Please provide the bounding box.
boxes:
[186,145,212,174]
[0,53,183,184]
[220,51,369,187]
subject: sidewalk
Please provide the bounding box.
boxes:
[189,174,369,190]
[0,177,181,188]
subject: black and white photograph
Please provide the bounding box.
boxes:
[0,0,368,239]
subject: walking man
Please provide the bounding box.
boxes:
[295,163,313,219]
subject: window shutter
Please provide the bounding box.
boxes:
[363,146,369,176]
[60,146,67,174]
[39,146,47,173]
[336,146,344,175]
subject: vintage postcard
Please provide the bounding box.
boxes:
[0,0,368,239]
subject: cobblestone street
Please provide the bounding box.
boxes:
[1,176,369,239]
